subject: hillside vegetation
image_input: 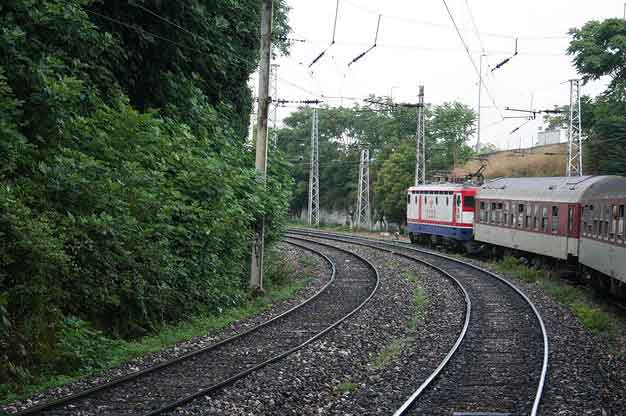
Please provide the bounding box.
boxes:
[0,0,291,396]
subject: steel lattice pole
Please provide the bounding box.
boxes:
[566,79,583,177]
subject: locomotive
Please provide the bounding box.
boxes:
[407,176,626,297]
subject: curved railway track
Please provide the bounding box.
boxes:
[287,229,549,416]
[11,240,379,416]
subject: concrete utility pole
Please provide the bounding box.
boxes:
[356,149,371,229]
[250,0,273,292]
[270,64,279,146]
[308,108,320,227]
[414,85,426,186]
[566,79,583,177]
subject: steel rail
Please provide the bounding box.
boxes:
[144,237,381,415]
[13,241,336,416]
[286,231,472,415]
[287,228,549,416]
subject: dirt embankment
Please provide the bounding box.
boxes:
[453,143,567,179]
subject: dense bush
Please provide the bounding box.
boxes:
[0,0,292,393]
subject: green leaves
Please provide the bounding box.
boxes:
[0,0,293,395]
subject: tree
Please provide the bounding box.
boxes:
[568,19,626,97]
[568,18,626,175]
[429,102,476,169]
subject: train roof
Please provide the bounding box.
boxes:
[581,176,626,200]
[478,176,611,203]
[408,183,477,192]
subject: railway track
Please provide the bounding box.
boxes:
[287,229,549,416]
[12,240,379,416]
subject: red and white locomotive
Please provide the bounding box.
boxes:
[407,175,626,297]
[406,184,477,250]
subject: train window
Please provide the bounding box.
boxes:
[533,205,539,230]
[541,207,548,232]
[464,196,475,207]
[518,204,525,227]
[619,205,625,243]
[446,197,449,206]
[593,219,598,237]
[568,207,575,234]
[435,196,439,205]
[524,205,531,229]
[490,202,496,223]
[407,194,411,204]
[415,195,419,204]
[479,201,485,222]
[551,206,559,233]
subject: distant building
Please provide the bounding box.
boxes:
[536,128,566,146]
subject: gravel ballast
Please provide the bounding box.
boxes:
[2,243,331,415]
[309,231,626,416]
[167,236,466,415]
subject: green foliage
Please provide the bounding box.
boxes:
[496,258,618,338]
[568,18,626,176]
[0,0,293,396]
[495,256,541,282]
[336,381,358,394]
[372,337,410,369]
[277,99,477,225]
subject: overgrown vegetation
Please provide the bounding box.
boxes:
[0,0,294,398]
[496,257,616,337]
[1,247,315,404]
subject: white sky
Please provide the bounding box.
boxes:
[264,0,625,150]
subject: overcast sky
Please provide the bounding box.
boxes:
[262,0,625,150]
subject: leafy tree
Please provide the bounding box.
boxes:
[0,0,293,393]
[278,99,476,226]
[568,18,626,175]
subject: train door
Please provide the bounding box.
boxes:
[454,193,462,224]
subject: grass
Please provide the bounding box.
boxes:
[1,249,317,406]
[402,271,427,330]
[369,270,426,371]
[495,256,617,337]
[336,381,358,394]
[372,337,411,370]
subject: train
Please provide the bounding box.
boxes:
[407,176,626,297]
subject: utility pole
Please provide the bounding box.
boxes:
[414,85,426,186]
[476,54,485,152]
[270,64,279,146]
[356,149,371,230]
[250,0,273,292]
[308,108,320,227]
[566,79,583,177]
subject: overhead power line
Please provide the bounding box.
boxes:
[348,14,382,67]
[342,0,569,41]
[309,0,341,67]
[126,1,255,66]
[464,0,486,54]
[441,0,504,119]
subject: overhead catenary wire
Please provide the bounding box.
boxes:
[309,0,341,67]
[463,0,486,54]
[441,0,504,119]
[347,14,382,67]
[341,0,569,41]
[124,1,256,67]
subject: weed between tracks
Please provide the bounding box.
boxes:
[371,271,426,370]
[0,247,317,406]
[336,381,358,394]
